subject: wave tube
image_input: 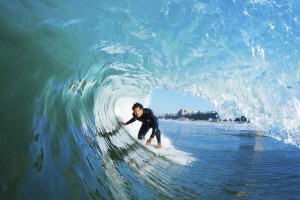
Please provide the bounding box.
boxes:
[1,0,300,199]
[26,0,300,178]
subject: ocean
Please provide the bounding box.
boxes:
[161,120,300,199]
[1,0,300,199]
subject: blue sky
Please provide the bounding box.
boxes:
[149,88,215,114]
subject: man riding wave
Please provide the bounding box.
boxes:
[121,103,162,149]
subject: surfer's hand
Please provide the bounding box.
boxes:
[157,143,162,149]
[120,122,127,126]
[146,138,152,145]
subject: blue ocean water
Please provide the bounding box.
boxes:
[161,120,300,199]
[1,0,300,199]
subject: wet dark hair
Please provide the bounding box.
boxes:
[132,102,143,110]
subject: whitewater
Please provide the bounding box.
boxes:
[1,0,300,199]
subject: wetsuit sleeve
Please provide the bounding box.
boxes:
[126,115,136,125]
[148,110,159,138]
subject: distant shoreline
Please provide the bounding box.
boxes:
[161,118,250,125]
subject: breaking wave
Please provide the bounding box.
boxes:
[1,0,300,199]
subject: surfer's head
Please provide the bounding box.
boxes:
[132,103,143,117]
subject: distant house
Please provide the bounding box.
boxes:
[164,109,219,121]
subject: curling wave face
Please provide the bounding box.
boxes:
[1,0,300,198]
[31,0,299,146]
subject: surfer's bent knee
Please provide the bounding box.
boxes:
[138,135,144,140]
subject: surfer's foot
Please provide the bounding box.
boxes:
[146,138,153,145]
[157,143,162,149]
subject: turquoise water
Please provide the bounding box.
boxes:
[1,0,300,199]
[162,120,300,199]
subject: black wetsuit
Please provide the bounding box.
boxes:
[126,108,161,143]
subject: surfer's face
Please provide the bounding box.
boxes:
[133,107,143,117]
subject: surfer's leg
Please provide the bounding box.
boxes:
[138,123,150,140]
[156,129,161,143]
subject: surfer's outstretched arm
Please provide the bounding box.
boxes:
[121,117,136,126]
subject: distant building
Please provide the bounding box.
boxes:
[161,109,248,123]
[178,109,190,117]
[189,111,219,121]
[163,109,219,121]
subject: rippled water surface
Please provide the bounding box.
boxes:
[160,120,300,199]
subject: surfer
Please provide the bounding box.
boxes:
[121,103,162,149]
